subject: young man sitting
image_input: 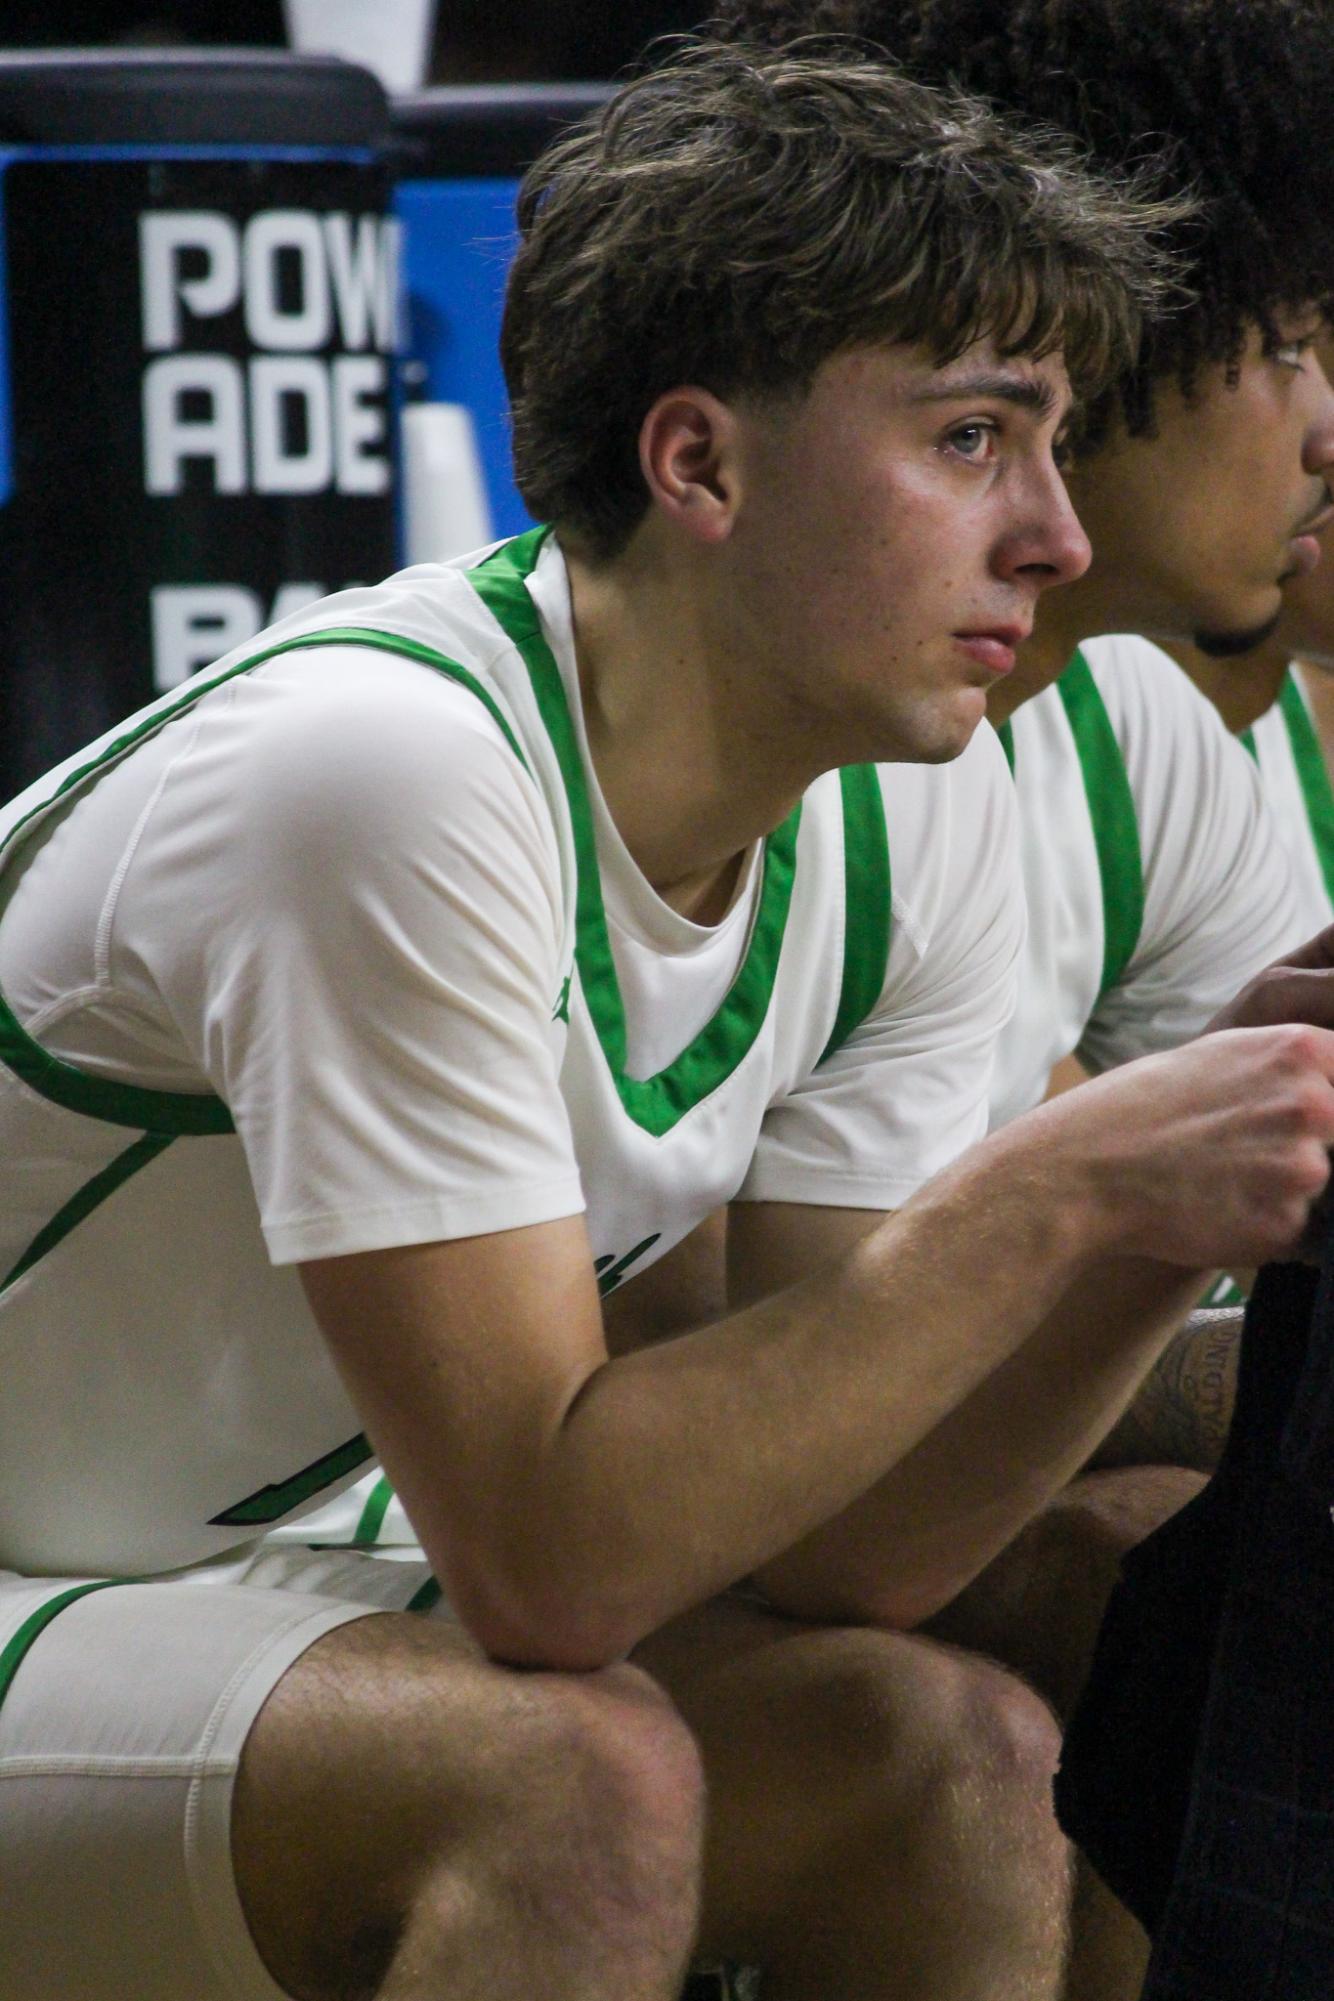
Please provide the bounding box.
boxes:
[4,39,1334,2001]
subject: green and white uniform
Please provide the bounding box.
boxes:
[285,634,1316,1559]
[0,528,1023,1998]
[0,527,1019,1582]
[1240,666,1334,928]
[990,632,1304,1126]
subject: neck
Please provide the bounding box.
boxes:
[1163,634,1292,734]
[564,540,814,915]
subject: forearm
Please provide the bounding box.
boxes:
[1086,1305,1242,1474]
[751,1254,1206,1629]
[313,1025,1334,1670]
[356,1124,1104,1669]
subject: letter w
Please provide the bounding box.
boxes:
[324,214,400,351]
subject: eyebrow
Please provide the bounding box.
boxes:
[906,371,1062,418]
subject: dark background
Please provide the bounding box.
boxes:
[0,2,715,81]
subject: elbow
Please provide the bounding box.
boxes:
[448,1563,654,1673]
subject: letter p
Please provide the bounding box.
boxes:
[140,211,241,351]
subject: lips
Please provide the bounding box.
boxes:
[1296,500,1334,542]
[953,625,1028,676]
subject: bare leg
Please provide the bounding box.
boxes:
[233,1613,704,2001]
[926,1465,1205,2001]
[1065,1860,1150,2001]
[635,1595,1071,2001]
[926,1465,1206,1720]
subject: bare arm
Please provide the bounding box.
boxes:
[743,1216,1205,1627]
[301,1136,1096,1671]
[1086,1306,1243,1474]
[301,1023,1334,1671]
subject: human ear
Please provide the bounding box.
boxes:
[637,388,741,544]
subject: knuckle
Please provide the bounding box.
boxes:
[1288,1081,1331,1134]
[1272,1022,1320,1071]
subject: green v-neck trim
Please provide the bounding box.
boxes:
[467,529,803,1137]
[0,625,532,1134]
[1277,671,1334,907]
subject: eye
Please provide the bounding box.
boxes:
[945,419,998,462]
[1273,334,1316,371]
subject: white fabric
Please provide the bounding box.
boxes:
[991,632,1305,1125]
[0,1556,430,2001]
[0,534,1021,1579]
[1244,670,1334,931]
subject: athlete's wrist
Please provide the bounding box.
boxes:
[886,1111,1111,1304]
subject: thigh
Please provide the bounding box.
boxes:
[231,1599,690,2001]
[0,1570,376,2001]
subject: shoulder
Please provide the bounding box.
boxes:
[873,717,1012,850]
[833,721,1021,1008]
[147,633,564,951]
[1077,632,1263,830]
[1080,632,1230,747]
[874,721,1017,943]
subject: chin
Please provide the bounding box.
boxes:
[1192,607,1283,659]
[899,710,983,765]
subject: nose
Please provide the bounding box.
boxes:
[994,458,1092,593]
[1304,400,1334,494]
[1302,345,1334,487]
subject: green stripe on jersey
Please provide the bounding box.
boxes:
[1277,671,1334,907]
[208,1432,374,1528]
[467,531,803,1137]
[0,1580,123,1713]
[819,764,892,1065]
[0,627,530,1132]
[0,989,233,1135]
[1057,652,1144,1000]
[352,1473,397,1547]
[1,1131,175,1295]
[407,1576,444,1615]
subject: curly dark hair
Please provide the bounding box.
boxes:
[713,0,1334,447]
[502,37,1186,555]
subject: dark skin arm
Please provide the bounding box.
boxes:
[1091,924,1334,1475]
[1086,1306,1242,1474]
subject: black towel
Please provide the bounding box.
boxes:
[1055,1247,1334,1998]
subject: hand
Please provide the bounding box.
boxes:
[1207,921,1334,1034]
[1033,1023,1334,1270]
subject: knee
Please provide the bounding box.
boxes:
[743,1630,1067,1938]
[939,1649,1063,1802]
[554,1661,706,1861]
[900,1649,1068,1907]
[797,1628,1059,1800]
[495,1663,705,1941]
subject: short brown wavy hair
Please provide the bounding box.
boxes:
[718,0,1334,450]
[501,38,1188,558]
